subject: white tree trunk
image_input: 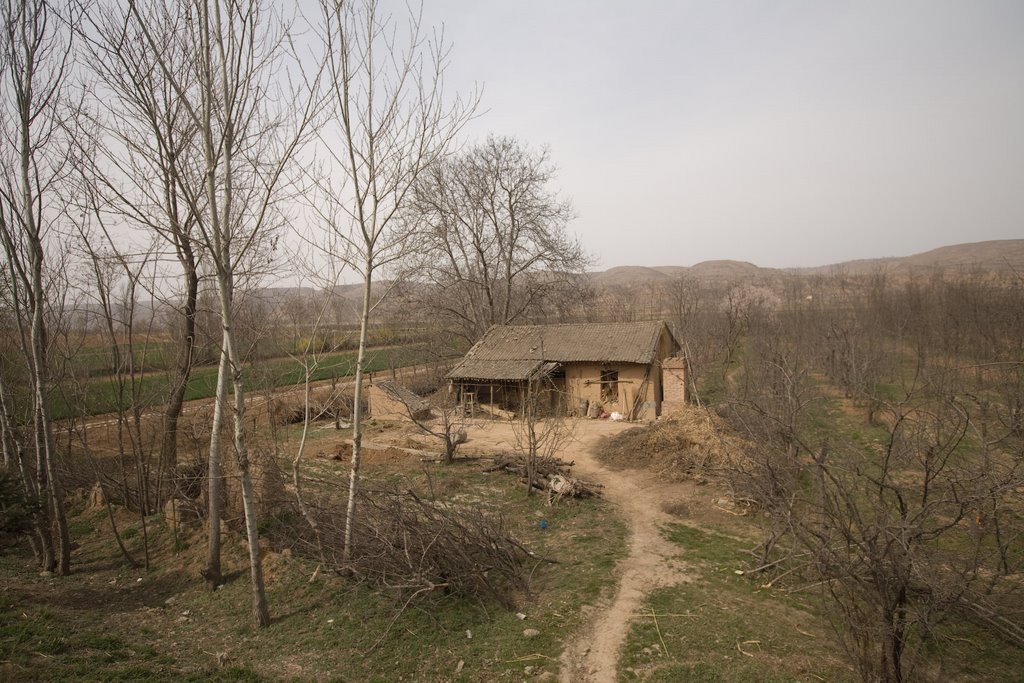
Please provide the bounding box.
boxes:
[205,341,229,587]
[342,259,373,562]
[217,281,270,627]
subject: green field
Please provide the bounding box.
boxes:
[66,326,430,380]
[50,344,444,420]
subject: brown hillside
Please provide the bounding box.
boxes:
[900,240,1024,271]
[800,239,1024,276]
[687,259,766,280]
[589,265,671,287]
[591,239,1024,287]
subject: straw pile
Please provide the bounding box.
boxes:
[597,407,743,481]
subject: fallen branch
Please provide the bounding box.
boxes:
[651,607,670,655]
[505,653,557,663]
[482,452,602,500]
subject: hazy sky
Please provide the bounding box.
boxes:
[407,0,1024,269]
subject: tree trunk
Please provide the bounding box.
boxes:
[204,344,228,588]
[218,281,270,627]
[20,73,69,573]
[342,259,373,562]
[525,379,537,496]
[162,260,199,482]
[29,261,69,575]
[1,376,50,567]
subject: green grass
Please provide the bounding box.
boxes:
[619,523,853,682]
[0,596,176,678]
[63,326,434,380]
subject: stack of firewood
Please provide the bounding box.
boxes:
[482,453,604,499]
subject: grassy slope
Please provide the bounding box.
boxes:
[0,456,627,682]
[620,517,1024,682]
[614,367,1024,681]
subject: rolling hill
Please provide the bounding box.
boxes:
[590,239,1024,286]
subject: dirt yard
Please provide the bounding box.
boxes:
[394,417,700,683]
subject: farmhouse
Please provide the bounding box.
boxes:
[446,321,683,419]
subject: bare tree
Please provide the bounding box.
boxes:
[72,213,157,568]
[129,0,315,626]
[709,271,1024,681]
[511,374,574,496]
[789,395,1021,682]
[0,0,80,575]
[312,0,477,562]
[393,384,467,464]
[410,135,588,343]
[80,2,205,483]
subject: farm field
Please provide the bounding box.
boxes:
[46,343,445,420]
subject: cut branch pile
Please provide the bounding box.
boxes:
[483,453,604,499]
[299,486,535,607]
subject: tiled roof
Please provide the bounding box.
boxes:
[447,321,674,381]
[375,380,429,412]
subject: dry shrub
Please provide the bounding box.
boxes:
[268,387,366,426]
[173,459,206,500]
[598,407,743,481]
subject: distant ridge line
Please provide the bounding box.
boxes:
[589,239,1024,285]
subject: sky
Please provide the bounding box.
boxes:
[402,0,1024,269]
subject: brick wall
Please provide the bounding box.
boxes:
[661,357,687,415]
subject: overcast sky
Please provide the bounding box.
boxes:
[407,0,1024,269]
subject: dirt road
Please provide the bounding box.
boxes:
[461,419,690,683]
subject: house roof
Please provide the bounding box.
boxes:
[447,321,676,382]
[374,380,429,412]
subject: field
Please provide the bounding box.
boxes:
[46,343,442,421]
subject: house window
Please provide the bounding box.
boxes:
[600,369,619,403]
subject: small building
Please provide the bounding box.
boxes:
[446,321,682,419]
[367,380,431,421]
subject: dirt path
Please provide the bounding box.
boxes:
[461,419,691,683]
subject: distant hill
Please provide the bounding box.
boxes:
[590,260,771,287]
[590,240,1024,287]
[589,266,671,287]
[900,240,1019,272]
[686,260,767,280]
[796,240,1024,276]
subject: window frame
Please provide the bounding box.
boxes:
[600,368,619,403]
